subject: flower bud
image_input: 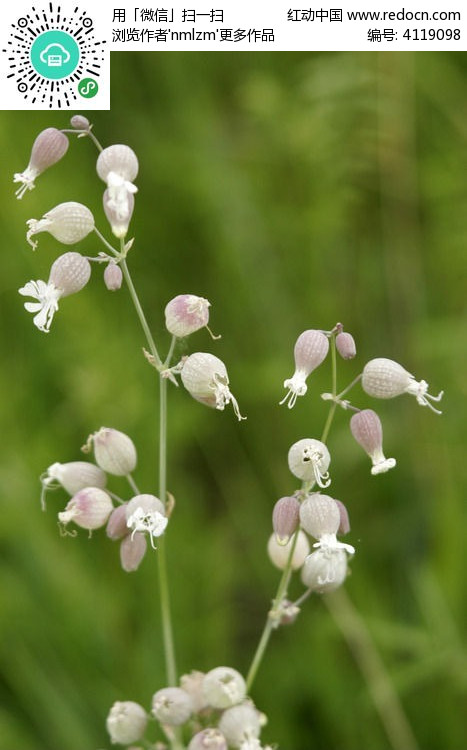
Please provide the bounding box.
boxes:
[335,499,351,535]
[218,703,261,748]
[267,530,310,571]
[106,700,148,745]
[188,729,228,750]
[106,503,130,540]
[104,262,123,291]
[152,687,193,726]
[299,493,340,539]
[43,461,106,495]
[350,409,396,475]
[97,145,139,184]
[362,358,443,414]
[301,548,348,592]
[335,331,356,360]
[202,667,246,710]
[70,115,90,130]
[120,532,147,572]
[287,438,331,488]
[181,353,245,421]
[26,202,94,250]
[48,252,91,296]
[103,188,134,238]
[14,128,69,199]
[180,671,207,713]
[165,294,211,338]
[272,496,300,544]
[87,427,137,475]
[58,487,113,530]
[280,329,329,408]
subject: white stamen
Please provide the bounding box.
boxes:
[127,507,168,549]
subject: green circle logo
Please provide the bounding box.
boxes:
[78,77,99,98]
[30,30,80,80]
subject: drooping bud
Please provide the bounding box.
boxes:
[181,353,245,421]
[106,503,130,540]
[188,729,228,750]
[165,294,213,338]
[58,487,113,530]
[103,188,134,238]
[70,115,90,130]
[202,667,246,710]
[280,329,329,408]
[335,499,351,535]
[19,252,91,332]
[120,532,147,572]
[335,331,356,360]
[152,687,193,726]
[272,496,300,544]
[299,493,340,539]
[126,494,168,549]
[180,671,207,713]
[106,700,148,745]
[301,548,348,593]
[218,703,261,748]
[14,128,69,199]
[362,358,443,414]
[287,438,331,488]
[104,262,123,291]
[267,530,310,571]
[86,427,137,475]
[350,409,396,475]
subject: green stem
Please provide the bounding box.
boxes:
[321,334,338,443]
[126,474,140,495]
[120,258,162,368]
[325,588,419,750]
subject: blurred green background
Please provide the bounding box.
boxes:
[1,51,466,750]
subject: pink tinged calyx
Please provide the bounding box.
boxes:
[350,409,396,475]
[299,493,355,556]
[362,358,443,414]
[280,329,329,408]
[188,728,228,750]
[58,487,113,531]
[18,252,91,333]
[126,494,168,549]
[120,532,147,572]
[180,352,246,421]
[165,294,219,339]
[272,496,300,545]
[40,460,106,510]
[70,114,90,130]
[287,438,331,488]
[14,127,69,199]
[336,331,356,360]
[26,202,94,250]
[85,427,137,475]
[103,262,123,291]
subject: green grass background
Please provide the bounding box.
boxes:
[0,51,466,750]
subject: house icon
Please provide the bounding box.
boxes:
[39,43,71,67]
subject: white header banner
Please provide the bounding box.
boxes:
[0,0,464,110]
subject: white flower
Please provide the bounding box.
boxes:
[127,506,168,549]
[18,280,61,332]
[106,171,138,223]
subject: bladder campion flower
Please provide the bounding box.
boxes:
[362,358,443,413]
[280,329,329,408]
[350,409,396,475]
[19,251,91,332]
[165,294,217,338]
[181,352,246,420]
[85,427,137,475]
[58,487,113,531]
[106,700,148,745]
[126,494,168,549]
[26,202,94,250]
[14,127,69,199]
[287,438,331,488]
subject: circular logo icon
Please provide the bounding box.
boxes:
[78,77,99,98]
[30,30,80,80]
